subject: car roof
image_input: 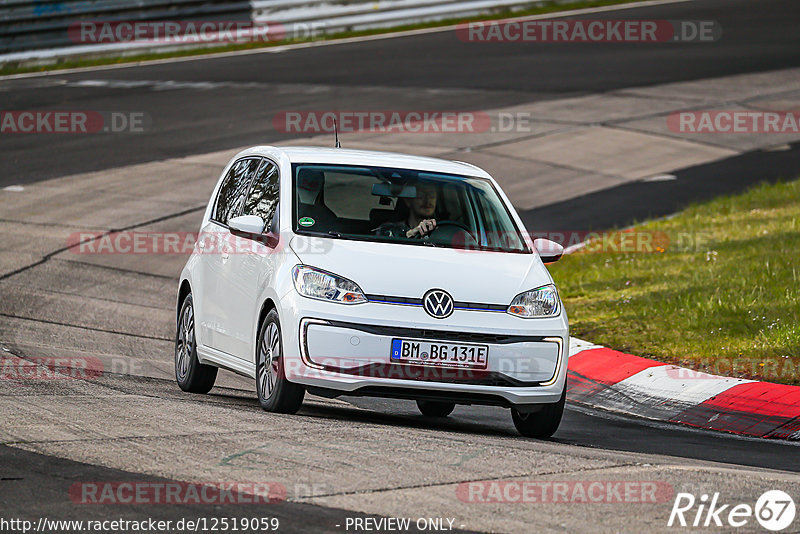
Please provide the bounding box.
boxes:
[244,146,492,179]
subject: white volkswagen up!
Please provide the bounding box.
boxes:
[176,146,568,437]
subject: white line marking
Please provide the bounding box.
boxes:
[3,185,25,192]
[763,144,792,152]
[642,173,677,182]
[564,240,589,255]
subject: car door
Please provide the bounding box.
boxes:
[198,157,262,354]
[222,158,282,363]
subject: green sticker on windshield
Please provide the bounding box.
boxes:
[298,217,316,227]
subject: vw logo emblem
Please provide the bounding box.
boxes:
[423,289,454,319]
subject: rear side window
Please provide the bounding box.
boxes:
[213,158,261,225]
[243,160,280,226]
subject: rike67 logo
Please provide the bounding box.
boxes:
[668,490,796,531]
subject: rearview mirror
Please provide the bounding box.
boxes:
[533,238,564,264]
[228,215,265,235]
[372,183,417,198]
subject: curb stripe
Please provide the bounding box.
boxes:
[567,338,799,441]
[670,382,800,439]
[568,347,665,385]
[696,381,800,418]
[578,365,750,422]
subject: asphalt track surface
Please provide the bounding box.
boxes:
[1,375,798,529]
[0,445,457,534]
[341,397,800,473]
[2,0,800,185]
[2,0,800,530]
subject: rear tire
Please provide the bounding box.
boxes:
[511,386,566,438]
[256,309,305,414]
[416,400,456,417]
[175,294,217,394]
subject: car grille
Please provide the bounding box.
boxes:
[321,363,541,387]
[323,319,546,345]
[366,294,507,312]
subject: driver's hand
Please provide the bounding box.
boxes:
[407,219,437,238]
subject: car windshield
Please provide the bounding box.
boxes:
[292,163,530,253]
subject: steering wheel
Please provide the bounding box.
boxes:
[426,220,477,247]
[432,220,472,234]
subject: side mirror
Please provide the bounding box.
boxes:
[533,238,564,264]
[228,215,265,235]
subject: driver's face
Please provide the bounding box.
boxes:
[407,184,437,219]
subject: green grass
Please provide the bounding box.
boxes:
[548,179,800,385]
[0,0,652,77]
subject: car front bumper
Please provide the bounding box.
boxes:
[278,292,569,406]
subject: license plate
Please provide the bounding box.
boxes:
[390,338,488,369]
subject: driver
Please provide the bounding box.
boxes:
[374,182,438,238]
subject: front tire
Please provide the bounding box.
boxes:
[416,400,456,417]
[256,309,305,413]
[175,294,217,394]
[511,387,566,438]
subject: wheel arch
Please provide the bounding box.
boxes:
[255,298,278,348]
[177,279,192,325]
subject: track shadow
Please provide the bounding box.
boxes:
[519,142,800,232]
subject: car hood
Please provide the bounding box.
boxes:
[289,234,553,305]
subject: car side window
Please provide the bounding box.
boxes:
[213,158,261,225]
[242,159,280,229]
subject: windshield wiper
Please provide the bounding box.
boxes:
[326,231,365,243]
[320,229,442,248]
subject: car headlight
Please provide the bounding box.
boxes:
[507,284,560,318]
[292,265,367,304]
